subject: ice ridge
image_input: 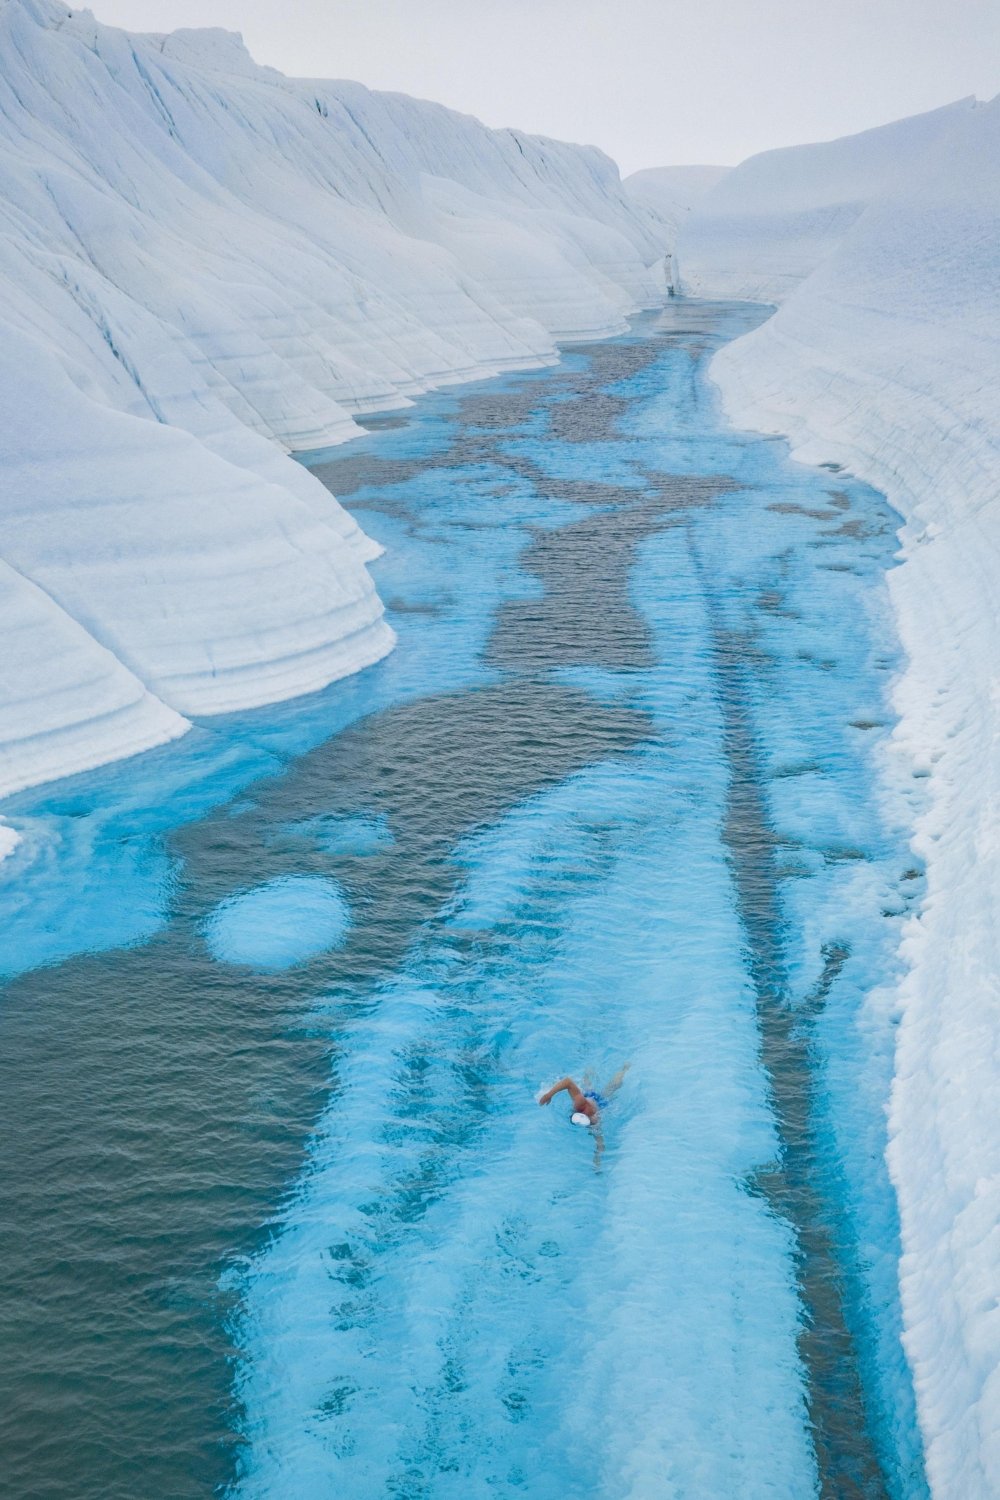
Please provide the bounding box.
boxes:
[679,94,1000,1500]
[0,0,665,802]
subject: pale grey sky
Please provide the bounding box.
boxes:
[89,0,1000,174]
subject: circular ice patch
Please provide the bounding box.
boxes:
[204,875,350,971]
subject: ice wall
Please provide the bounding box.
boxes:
[623,164,729,256]
[679,97,1000,1499]
[0,0,663,799]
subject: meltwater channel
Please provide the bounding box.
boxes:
[0,303,927,1498]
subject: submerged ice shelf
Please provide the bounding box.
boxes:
[0,306,925,1499]
[204,876,350,971]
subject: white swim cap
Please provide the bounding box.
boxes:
[571,1111,592,1127]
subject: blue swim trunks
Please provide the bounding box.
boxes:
[584,1090,609,1110]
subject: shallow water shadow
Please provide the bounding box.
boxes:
[489,476,733,672]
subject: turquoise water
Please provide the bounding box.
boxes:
[0,304,925,1497]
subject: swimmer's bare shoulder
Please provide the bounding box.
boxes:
[538,1076,598,1121]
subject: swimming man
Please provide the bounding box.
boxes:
[538,1063,630,1124]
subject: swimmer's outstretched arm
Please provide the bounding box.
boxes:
[538,1077,587,1111]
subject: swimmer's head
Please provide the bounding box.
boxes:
[571,1111,592,1127]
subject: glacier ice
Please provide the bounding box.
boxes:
[623,163,730,256]
[0,0,664,800]
[676,99,973,303]
[679,95,1000,1500]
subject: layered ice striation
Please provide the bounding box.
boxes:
[679,97,1000,1499]
[0,0,664,802]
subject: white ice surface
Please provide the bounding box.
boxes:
[0,0,662,798]
[680,95,1000,1500]
[677,100,973,304]
[623,163,730,252]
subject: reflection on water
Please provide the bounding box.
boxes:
[0,305,925,1499]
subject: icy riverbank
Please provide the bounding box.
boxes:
[679,97,1000,1499]
[0,0,663,801]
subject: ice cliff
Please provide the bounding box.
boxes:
[623,164,730,255]
[0,0,664,800]
[679,98,1000,1499]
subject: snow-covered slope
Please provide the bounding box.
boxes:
[677,100,973,303]
[681,98,1000,1499]
[624,164,730,250]
[0,0,663,801]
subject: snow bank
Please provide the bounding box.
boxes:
[0,0,662,798]
[680,97,1000,1499]
[677,100,972,303]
